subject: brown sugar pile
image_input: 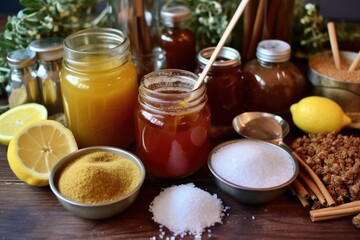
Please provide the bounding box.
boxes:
[310,53,360,83]
[292,132,360,207]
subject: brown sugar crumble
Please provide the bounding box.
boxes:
[291,132,360,207]
[310,54,360,83]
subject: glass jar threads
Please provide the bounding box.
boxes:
[60,28,138,148]
[29,37,64,115]
[195,47,244,138]
[243,40,306,114]
[135,69,210,178]
[7,49,41,108]
[160,4,196,71]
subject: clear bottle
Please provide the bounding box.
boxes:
[60,28,138,148]
[7,49,41,108]
[29,37,64,114]
[243,40,306,114]
[194,47,244,138]
[135,69,210,178]
[160,4,196,71]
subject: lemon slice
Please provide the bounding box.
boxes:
[0,103,48,145]
[7,120,78,186]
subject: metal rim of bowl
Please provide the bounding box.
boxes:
[49,146,146,207]
[207,139,299,192]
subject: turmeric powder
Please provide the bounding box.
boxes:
[57,151,142,204]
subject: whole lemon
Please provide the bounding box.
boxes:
[290,96,351,134]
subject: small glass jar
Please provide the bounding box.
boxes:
[29,37,64,114]
[243,40,306,114]
[135,69,210,178]
[7,49,41,108]
[160,4,196,71]
[60,28,138,148]
[195,47,244,138]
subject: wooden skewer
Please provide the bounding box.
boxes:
[192,0,250,90]
[327,22,341,69]
[348,51,360,72]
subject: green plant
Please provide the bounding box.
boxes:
[0,0,110,96]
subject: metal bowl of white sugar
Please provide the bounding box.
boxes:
[208,139,298,204]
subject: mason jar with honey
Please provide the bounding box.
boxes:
[60,28,138,148]
[135,69,210,178]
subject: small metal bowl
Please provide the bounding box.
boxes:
[308,51,360,112]
[208,139,298,204]
[49,146,145,219]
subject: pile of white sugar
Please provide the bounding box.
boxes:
[149,183,226,239]
[211,140,294,188]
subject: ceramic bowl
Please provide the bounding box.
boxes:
[208,139,298,204]
[49,146,145,219]
[308,51,360,112]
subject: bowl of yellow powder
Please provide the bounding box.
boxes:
[49,146,145,219]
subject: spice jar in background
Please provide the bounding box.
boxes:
[160,4,196,71]
[29,37,64,115]
[60,28,138,148]
[243,40,306,114]
[6,49,41,108]
[195,47,244,138]
[135,69,210,178]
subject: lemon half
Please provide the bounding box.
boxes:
[7,120,78,186]
[0,103,48,145]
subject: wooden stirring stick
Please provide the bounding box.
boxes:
[348,51,360,72]
[327,22,341,69]
[192,0,251,90]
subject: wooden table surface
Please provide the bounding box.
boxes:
[0,105,359,239]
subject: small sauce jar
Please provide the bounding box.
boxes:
[29,37,64,114]
[194,47,244,138]
[7,49,41,108]
[135,69,210,178]
[160,4,196,71]
[60,28,138,148]
[243,40,305,114]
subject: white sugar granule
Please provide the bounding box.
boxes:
[149,183,225,239]
[211,140,294,188]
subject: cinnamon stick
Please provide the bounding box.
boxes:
[297,193,310,208]
[310,201,360,222]
[298,169,326,206]
[348,51,360,72]
[293,152,336,207]
[292,178,309,200]
[327,22,341,69]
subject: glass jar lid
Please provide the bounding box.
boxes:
[7,49,37,69]
[256,40,291,63]
[28,37,63,61]
[160,5,191,26]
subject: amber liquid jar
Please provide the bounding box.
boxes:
[195,47,244,138]
[243,40,305,114]
[135,69,210,178]
[160,5,196,71]
[60,28,138,148]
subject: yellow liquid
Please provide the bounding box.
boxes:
[60,58,138,148]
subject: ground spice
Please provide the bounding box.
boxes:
[310,54,360,83]
[57,151,142,204]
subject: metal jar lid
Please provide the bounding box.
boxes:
[256,40,291,63]
[28,37,63,61]
[7,49,37,69]
[197,46,241,68]
[160,5,191,25]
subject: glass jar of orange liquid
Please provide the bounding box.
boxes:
[60,28,138,148]
[135,69,210,178]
